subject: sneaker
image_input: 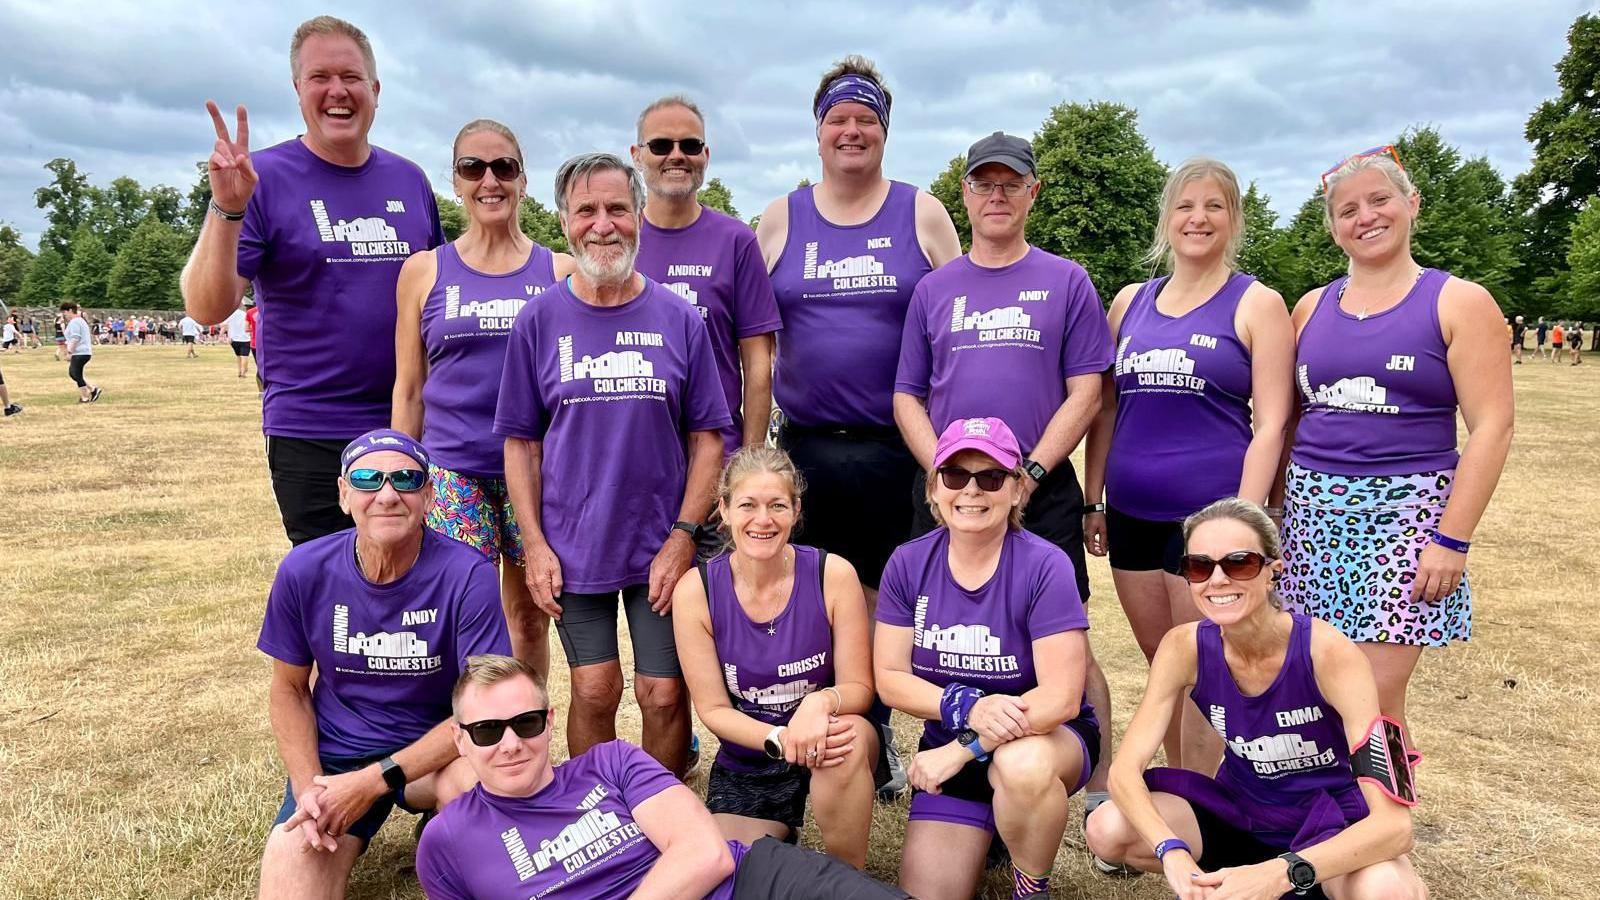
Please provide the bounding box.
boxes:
[88,387,102,403]
[1085,792,1139,877]
[686,733,701,773]
[2,403,19,416]
[877,722,906,798]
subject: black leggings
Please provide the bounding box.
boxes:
[68,355,90,387]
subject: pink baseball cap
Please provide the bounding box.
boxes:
[933,417,1021,470]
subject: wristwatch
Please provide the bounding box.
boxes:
[763,725,787,760]
[378,756,407,792]
[1278,851,1317,895]
[1021,458,1047,483]
[670,520,700,540]
[957,729,989,762]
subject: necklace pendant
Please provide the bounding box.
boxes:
[1357,310,1368,321]
[767,625,777,636]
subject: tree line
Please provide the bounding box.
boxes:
[5,14,1599,319]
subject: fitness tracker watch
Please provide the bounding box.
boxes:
[957,729,989,762]
[1021,458,1047,483]
[763,725,787,760]
[378,756,407,792]
[670,520,700,540]
[1278,851,1317,895]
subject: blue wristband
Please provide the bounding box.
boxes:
[1154,838,1191,861]
[959,730,989,762]
[1428,529,1470,554]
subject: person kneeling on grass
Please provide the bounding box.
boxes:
[1085,498,1426,900]
[416,654,910,899]
[255,429,512,899]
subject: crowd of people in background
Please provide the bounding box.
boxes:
[1511,314,1591,365]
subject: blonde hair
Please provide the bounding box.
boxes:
[452,118,525,165]
[451,654,547,717]
[923,464,1026,531]
[1321,153,1418,233]
[290,16,377,82]
[716,446,806,548]
[1143,157,1243,273]
[1182,498,1283,609]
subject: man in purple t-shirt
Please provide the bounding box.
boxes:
[255,429,511,899]
[892,131,1118,810]
[496,153,729,778]
[181,16,444,546]
[631,95,782,459]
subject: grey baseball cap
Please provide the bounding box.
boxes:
[964,131,1035,177]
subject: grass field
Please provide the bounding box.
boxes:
[0,342,1595,899]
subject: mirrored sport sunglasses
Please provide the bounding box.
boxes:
[459,709,551,747]
[1177,551,1269,584]
[454,156,523,181]
[1320,145,1405,189]
[345,467,428,493]
[645,137,705,156]
[936,466,1015,492]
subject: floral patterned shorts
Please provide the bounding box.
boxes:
[425,465,525,567]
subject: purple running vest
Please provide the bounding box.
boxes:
[1191,613,1363,832]
[770,181,933,427]
[420,242,557,478]
[1106,273,1255,521]
[1293,268,1459,476]
[704,545,836,772]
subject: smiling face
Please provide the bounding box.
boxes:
[453,674,553,797]
[1327,167,1419,266]
[721,470,798,562]
[930,450,1019,537]
[1184,517,1282,625]
[454,130,524,230]
[562,169,641,284]
[633,104,708,202]
[962,162,1038,245]
[338,449,429,547]
[816,101,885,178]
[1167,176,1236,266]
[293,33,378,154]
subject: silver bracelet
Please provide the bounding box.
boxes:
[210,199,245,221]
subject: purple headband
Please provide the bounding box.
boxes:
[341,428,431,474]
[814,74,889,130]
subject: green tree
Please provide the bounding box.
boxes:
[18,246,67,308]
[1273,193,1345,303]
[34,158,94,258]
[1393,127,1519,303]
[107,217,189,310]
[697,178,739,218]
[1512,13,1600,314]
[184,162,213,238]
[1237,182,1291,290]
[87,175,149,252]
[1027,101,1167,300]
[437,192,468,242]
[929,155,971,252]
[519,196,567,252]
[1563,201,1600,320]
[145,185,186,229]
[62,226,113,307]
[0,224,32,300]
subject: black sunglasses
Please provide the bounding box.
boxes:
[936,466,1015,492]
[1178,551,1269,584]
[644,137,705,156]
[345,467,428,493]
[459,709,551,747]
[454,156,523,181]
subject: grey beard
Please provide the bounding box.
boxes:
[575,241,639,285]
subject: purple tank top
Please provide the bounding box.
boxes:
[703,545,835,771]
[770,181,932,426]
[1292,268,1459,476]
[1191,613,1363,835]
[1107,273,1255,521]
[420,242,557,478]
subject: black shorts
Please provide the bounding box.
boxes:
[1105,504,1184,574]
[265,435,356,545]
[706,738,893,834]
[182,335,196,344]
[1,339,15,350]
[272,751,423,849]
[732,836,910,899]
[1189,803,1329,899]
[231,340,251,357]
[68,355,90,387]
[777,423,919,589]
[553,583,681,677]
[908,716,1100,831]
[910,459,1092,601]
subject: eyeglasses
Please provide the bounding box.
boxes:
[1320,145,1404,189]
[1177,551,1270,584]
[965,179,1034,197]
[936,466,1015,492]
[645,137,705,156]
[454,156,523,182]
[345,468,428,493]
[459,709,551,747]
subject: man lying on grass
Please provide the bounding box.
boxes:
[416,655,910,899]
[256,429,511,899]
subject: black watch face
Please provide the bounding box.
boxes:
[1288,859,1316,889]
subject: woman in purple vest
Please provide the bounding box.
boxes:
[671,446,882,869]
[1087,498,1425,900]
[1083,158,1294,773]
[1283,147,1512,734]
[876,417,1097,900]
[393,119,574,679]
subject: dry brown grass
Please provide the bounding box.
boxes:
[0,343,1594,898]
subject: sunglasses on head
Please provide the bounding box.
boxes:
[1178,551,1270,584]
[455,156,523,182]
[644,137,705,156]
[459,709,551,747]
[345,468,428,493]
[936,466,1015,492]
[1320,145,1405,189]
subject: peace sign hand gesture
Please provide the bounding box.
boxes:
[206,100,258,216]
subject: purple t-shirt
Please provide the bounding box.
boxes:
[421,242,558,478]
[636,207,783,455]
[894,247,1112,450]
[416,740,744,900]
[494,279,732,593]
[256,528,510,758]
[876,527,1093,747]
[238,139,445,438]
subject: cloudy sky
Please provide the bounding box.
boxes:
[0,0,1589,248]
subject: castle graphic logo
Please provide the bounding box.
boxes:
[1298,365,1400,415]
[663,282,708,319]
[531,807,642,876]
[1227,730,1338,777]
[948,297,1041,343]
[557,336,666,395]
[911,598,1021,674]
[331,603,442,673]
[443,287,526,329]
[1115,337,1207,391]
[308,200,411,257]
[801,241,898,291]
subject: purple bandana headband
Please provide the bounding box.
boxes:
[341,428,431,474]
[814,74,889,130]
